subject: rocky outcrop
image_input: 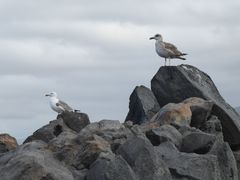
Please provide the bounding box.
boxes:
[151,65,240,146]
[0,64,240,180]
[125,85,160,124]
[0,134,18,153]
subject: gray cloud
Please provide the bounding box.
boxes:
[0,0,239,142]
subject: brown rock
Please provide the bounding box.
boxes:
[151,102,192,126]
[0,134,18,153]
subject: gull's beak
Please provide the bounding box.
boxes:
[45,93,50,97]
[149,37,155,40]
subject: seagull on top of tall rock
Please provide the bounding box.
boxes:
[45,92,74,114]
[149,34,187,66]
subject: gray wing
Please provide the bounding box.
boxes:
[57,100,73,112]
[164,42,183,56]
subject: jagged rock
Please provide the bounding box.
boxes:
[181,131,216,154]
[210,141,238,180]
[155,141,221,180]
[125,85,160,124]
[117,136,172,180]
[0,134,18,153]
[61,111,90,132]
[76,135,111,168]
[24,118,74,143]
[183,97,213,128]
[151,64,240,146]
[0,141,74,180]
[146,125,182,148]
[87,153,138,180]
[150,102,192,126]
[48,131,79,165]
[76,120,132,153]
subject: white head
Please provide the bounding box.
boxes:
[45,92,58,98]
[149,34,163,41]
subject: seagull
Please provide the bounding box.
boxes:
[149,34,187,66]
[45,92,74,114]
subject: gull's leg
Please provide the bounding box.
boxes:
[165,58,167,66]
[169,59,171,66]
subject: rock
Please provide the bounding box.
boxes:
[202,115,223,134]
[151,64,240,146]
[24,118,74,143]
[210,141,238,180]
[150,102,192,126]
[183,97,213,128]
[0,134,18,153]
[0,141,74,180]
[61,111,90,133]
[117,136,172,180]
[76,120,132,152]
[155,141,221,180]
[146,124,182,148]
[125,85,160,124]
[181,131,216,154]
[76,135,111,168]
[48,131,79,165]
[87,154,138,180]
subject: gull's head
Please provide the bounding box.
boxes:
[149,34,163,41]
[45,92,58,98]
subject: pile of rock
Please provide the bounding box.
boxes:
[0,64,240,180]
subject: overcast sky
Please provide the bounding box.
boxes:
[0,0,239,142]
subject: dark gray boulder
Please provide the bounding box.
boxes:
[87,153,138,180]
[125,85,160,124]
[210,141,238,180]
[0,141,74,180]
[117,136,172,180]
[151,64,240,146]
[146,125,182,148]
[155,141,221,180]
[181,131,216,154]
[61,111,90,133]
[24,118,74,143]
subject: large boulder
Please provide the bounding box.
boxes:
[87,154,138,180]
[146,124,182,148]
[181,131,216,154]
[61,111,90,133]
[117,136,172,180]
[150,102,192,126]
[0,141,74,180]
[151,64,240,146]
[125,85,160,124]
[0,134,18,153]
[210,141,238,180]
[155,141,222,180]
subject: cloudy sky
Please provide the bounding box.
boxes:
[0,0,239,142]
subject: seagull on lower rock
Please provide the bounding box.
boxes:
[150,34,187,66]
[45,92,74,114]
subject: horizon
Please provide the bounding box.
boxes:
[0,0,240,142]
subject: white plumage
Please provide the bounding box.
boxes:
[150,34,187,66]
[45,92,74,114]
